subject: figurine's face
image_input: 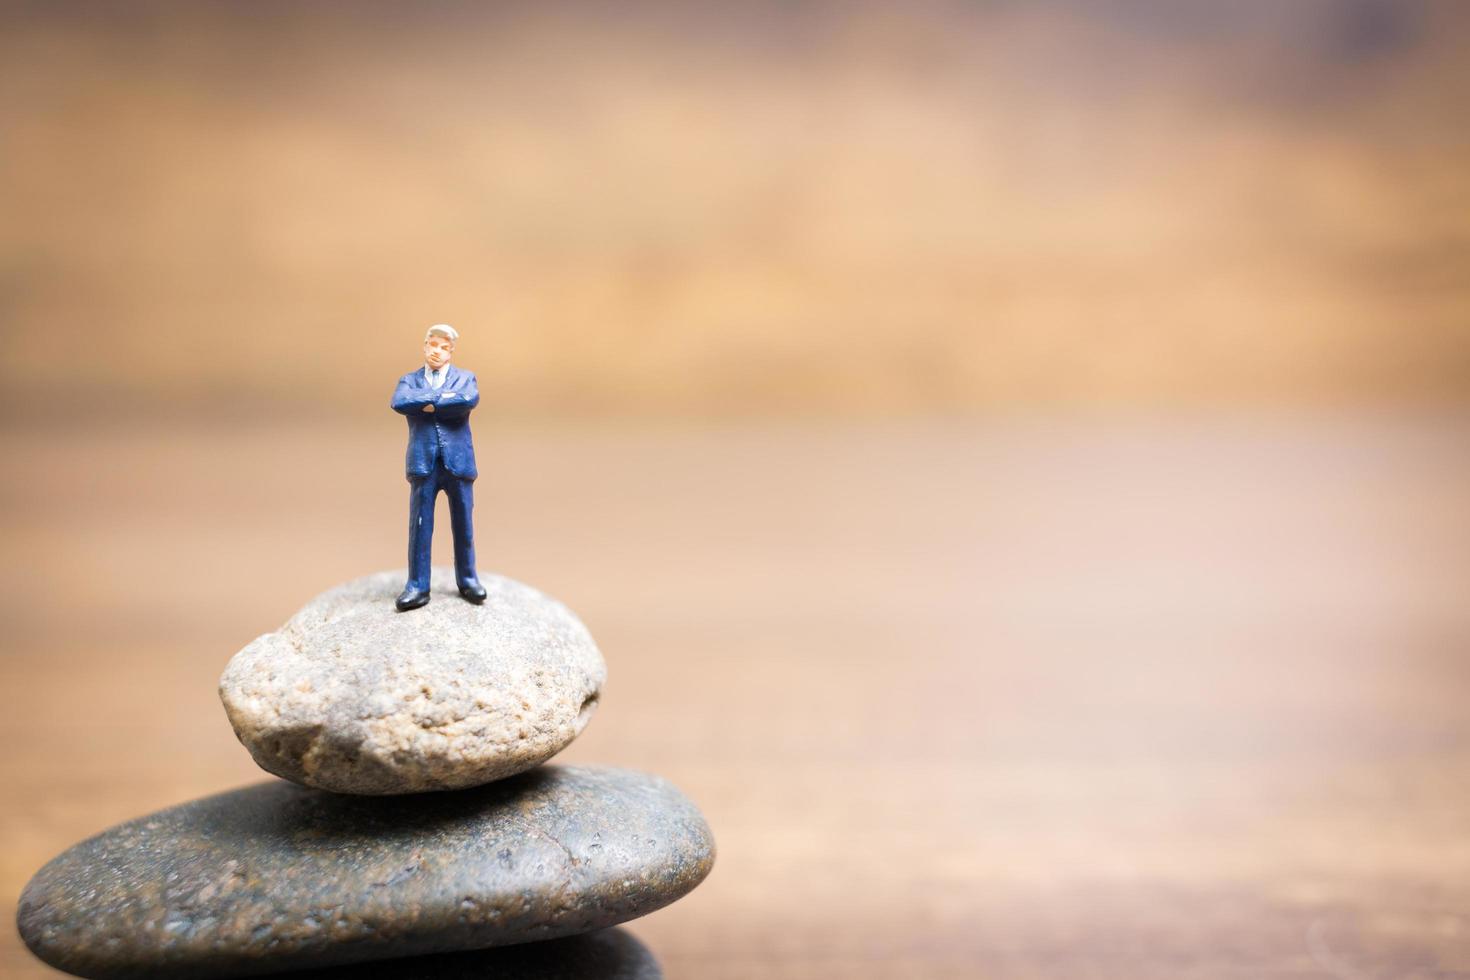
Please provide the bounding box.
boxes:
[423,334,454,370]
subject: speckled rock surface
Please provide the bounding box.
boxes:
[280,927,661,978]
[219,569,605,794]
[17,766,713,980]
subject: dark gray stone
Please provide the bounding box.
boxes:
[282,927,661,979]
[17,767,712,979]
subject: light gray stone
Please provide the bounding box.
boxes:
[219,570,605,795]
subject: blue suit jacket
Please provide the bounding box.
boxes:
[391,365,479,479]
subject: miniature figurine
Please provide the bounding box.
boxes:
[391,324,486,611]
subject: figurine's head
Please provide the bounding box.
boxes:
[423,324,457,370]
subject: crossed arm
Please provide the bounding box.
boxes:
[391,374,480,417]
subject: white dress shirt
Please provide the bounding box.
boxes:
[424,364,448,389]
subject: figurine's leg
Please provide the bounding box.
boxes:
[405,472,438,592]
[445,475,479,589]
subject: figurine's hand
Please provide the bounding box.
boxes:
[422,404,435,413]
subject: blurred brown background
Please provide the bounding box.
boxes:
[2,1,1469,977]
[3,0,1469,417]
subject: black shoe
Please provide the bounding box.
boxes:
[459,580,487,604]
[395,588,430,612]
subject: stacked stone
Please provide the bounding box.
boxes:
[17,571,713,979]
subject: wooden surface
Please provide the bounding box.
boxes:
[3,414,1469,978]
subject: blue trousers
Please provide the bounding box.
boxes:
[406,462,478,592]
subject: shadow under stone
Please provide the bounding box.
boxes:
[276,928,661,979]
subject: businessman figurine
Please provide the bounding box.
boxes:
[391,324,487,611]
